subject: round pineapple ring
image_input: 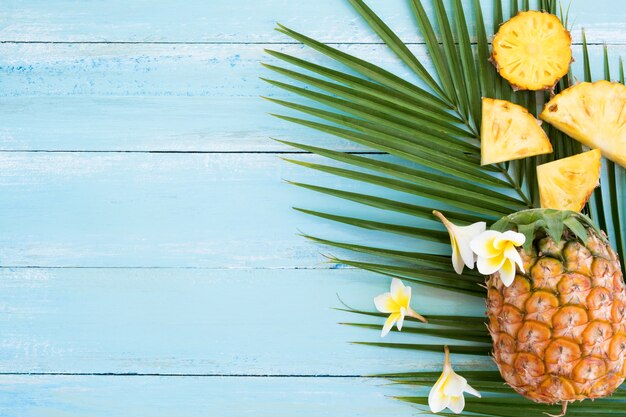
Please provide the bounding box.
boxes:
[492,11,572,91]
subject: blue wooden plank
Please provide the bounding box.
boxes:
[0,43,407,152]
[0,96,371,152]
[0,152,458,268]
[0,44,622,151]
[0,375,416,417]
[0,0,622,43]
[0,267,487,374]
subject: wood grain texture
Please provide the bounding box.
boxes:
[0,376,416,417]
[0,43,405,152]
[0,267,486,374]
[0,44,623,151]
[0,0,623,43]
[0,152,457,268]
[0,0,624,415]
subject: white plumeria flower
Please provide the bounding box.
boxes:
[470,229,526,287]
[433,210,486,275]
[429,346,481,414]
[374,278,427,337]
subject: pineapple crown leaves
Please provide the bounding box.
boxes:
[490,208,607,250]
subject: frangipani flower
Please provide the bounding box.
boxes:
[433,210,486,275]
[429,346,481,414]
[374,278,427,337]
[470,230,526,287]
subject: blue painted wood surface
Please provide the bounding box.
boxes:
[0,376,414,417]
[0,44,622,151]
[0,267,485,374]
[0,0,623,43]
[0,0,623,415]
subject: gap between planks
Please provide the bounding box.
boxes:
[0,373,365,377]
[0,150,386,155]
[0,266,356,270]
[0,41,620,46]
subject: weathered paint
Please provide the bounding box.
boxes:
[0,0,623,415]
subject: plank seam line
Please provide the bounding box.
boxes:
[0,150,387,155]
[0,41,619,46]
[0,373,366,378]
[0,266,356,270]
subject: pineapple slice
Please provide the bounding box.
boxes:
[481,98,553,165]
[492,11,571,90]
[537,149,601,212]
[540,81,626,168]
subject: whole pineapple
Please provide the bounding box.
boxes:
[486,209,626,406]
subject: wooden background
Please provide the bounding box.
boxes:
[0,1,624,415]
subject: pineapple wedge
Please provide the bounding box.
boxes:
[537,149,601,211]
[540,81,626,168]
[481,98,553,165]
[492,11,571,90]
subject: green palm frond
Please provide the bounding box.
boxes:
[353,342,491,356]
[263,0,626,414]
[334,309,487,328]
[264,0,624,293]
[342,322,491,343]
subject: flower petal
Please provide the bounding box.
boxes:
[464,383,481,398]
[456,222,487,270]
[443,371,467,397]
[456,238,476,271]
[462,221,488,237]
[434,211,486,274]
[396,307,406,331]
[390,278,405,295]
[499,230,526,246]
[470,230,502,258]
[448,395,465,414]
[505,244,525,273]
[450,239,465,275]
[476,251,506,275]
[381,313,399,337]
[428,373,449,413]
[374,293,398,313]
[394,284,411,310]
[499,258,516,287]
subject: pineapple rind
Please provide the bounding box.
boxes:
[488,210,626,404]
[492,11,572,91]
[481,98,553,165]
[537,149,602,212]
[540,81,626,168]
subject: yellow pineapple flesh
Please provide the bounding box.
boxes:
[537,149,602,212]
[492,11,572,90]
[540,81,626,168]
[487,210,626,406]
[481,98,553,165]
